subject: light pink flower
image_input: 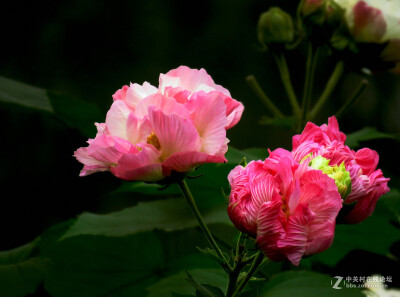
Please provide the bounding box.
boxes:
[227,149,342,266]
[74,66,244,182]
[291,116,390,224]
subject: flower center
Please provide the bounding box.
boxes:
[309,155,352,199]
[147,132,161,150]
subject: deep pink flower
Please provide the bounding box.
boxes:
[291,116,390,224]
[227,149,342,266]
[74,66,244,182]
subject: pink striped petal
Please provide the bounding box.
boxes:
[345,182,390,224]
[277,203,316,266]
[256,200,287,262]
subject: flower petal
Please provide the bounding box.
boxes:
[111,144,163,181]
[256,200,286,262]
[105,100,131,140]
[185,91,227,155]
[277,203,316,266]
[149,108,201,160]
[162,151,226,174]
[355,148,379,175]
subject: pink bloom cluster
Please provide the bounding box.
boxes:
[228,149,342,266]
[227,116,389,265]
[74,66,244,182]
[291,116,390,224]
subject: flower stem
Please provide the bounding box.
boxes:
[309,61,344,121]
[177,180,231,271]
[300,44,319,128]
[335,79,368,119]
[273,53,301,116]
[231,251,265,296]
[246,75,284,118]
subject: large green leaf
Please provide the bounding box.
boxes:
[0,76,53,113]
[60,197,231,240]
[345,127,396,148]
[0,76,103,137]
[43,227,226,297]
[146,269,227,297]
[49,90,104,137]
[0,239,49,297]
[260,271,364,297]
[307,196,400,266]
[44,232,164,297]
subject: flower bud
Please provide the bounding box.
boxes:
[257,7,294,46]
[351,1,386,43]
[302,0,325,18]
[310,156,352,199]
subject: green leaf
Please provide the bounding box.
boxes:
[49,90,103,137]
[225,147,267,164]
[345,127,396,148]
[0,76,103,137]
[109,181,181,197]
[308,197,400,266]
[60,197,231,240]
[0,239,49,297]
[195,284,225,297]
[147,269,226,297]
[260,271,364,297]
[382,188,400,223]
[0,76,53,113]
[44,232,164,297]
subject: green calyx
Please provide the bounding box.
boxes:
[309,155,352,199]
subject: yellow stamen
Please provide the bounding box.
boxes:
[147,132,161,150]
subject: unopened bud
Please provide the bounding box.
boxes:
[257,7,294,46]
[302,0,325,17]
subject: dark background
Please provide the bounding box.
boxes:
[1,0,399,290]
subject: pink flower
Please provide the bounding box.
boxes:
[291,116,390,224]
[227,149,342,266]
[74,66,244,182]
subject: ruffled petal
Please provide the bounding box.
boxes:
[256,200,287,262]
[162,151,226,175]
[105,100,131,140]
[277,203,316,266]
[355,148,379,175]
[149,108,202,160]
[185,91,227,155]
[111,144,162,181]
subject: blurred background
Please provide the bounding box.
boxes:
[1,0,399,295]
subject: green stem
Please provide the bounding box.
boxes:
[246,75,284,118]
[177,180,231,271]
[274,54,301,116]
[300,45,319,128]
[335,79,368,119]
[232,252,265,296]
[309,61,345,121]
[226,262,244,297]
